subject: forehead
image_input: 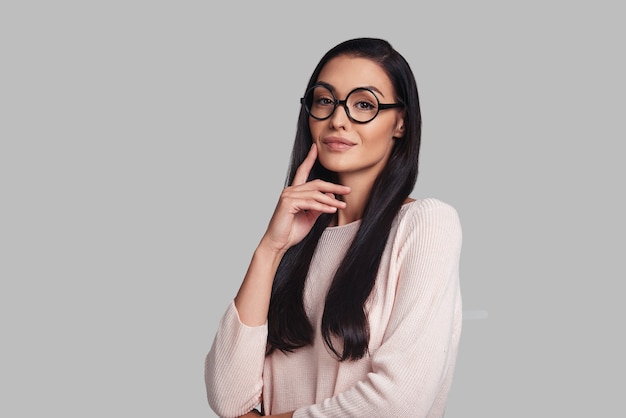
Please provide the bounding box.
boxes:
[316,55,395,97]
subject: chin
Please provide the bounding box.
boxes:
[317,155,350,174]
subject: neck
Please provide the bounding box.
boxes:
[332,172,372,226]
[330,179,414,227]
[330,169,414,226]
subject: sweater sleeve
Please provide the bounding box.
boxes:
[293,199,463,418]
[205,301,267,418]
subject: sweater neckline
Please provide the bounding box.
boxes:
[324,218,362,232]
[324,200,416,232]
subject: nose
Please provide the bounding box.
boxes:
[328,100,351,128]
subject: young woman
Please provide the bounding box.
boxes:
[205,37,462,418]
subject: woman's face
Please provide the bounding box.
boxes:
[308,55,405,182]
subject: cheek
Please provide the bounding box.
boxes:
[364,125,395,148]
[366,128,397,162]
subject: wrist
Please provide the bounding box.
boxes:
[256,238,288,262]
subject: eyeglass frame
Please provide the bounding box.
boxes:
[300,83,404,124]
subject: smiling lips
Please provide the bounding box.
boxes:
[322,137,355,151]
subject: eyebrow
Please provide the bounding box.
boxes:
[316,81,387,98]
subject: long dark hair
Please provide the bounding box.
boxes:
[267,38,422,361]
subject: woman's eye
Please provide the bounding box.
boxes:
[355,101,376,111]
[316,97,334,106]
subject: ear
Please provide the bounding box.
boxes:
[393,114,406,139]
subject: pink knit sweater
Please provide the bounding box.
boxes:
[206,198,462,418]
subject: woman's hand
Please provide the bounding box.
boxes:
[261,143,350,253]
[236,411,263,417]
[234,143,350,326]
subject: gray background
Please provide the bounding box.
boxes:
[1,1,624,417]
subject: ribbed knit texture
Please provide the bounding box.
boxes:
[206,198,462,418]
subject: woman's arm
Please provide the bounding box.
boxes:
[235,143,349,326]
[206,144,350,418]
[237,412,294,418]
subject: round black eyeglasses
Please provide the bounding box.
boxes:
[300,84,404,124]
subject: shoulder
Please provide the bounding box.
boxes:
[398,197,461,228]
[393,198,462,249]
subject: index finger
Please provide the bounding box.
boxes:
[292,143,318,186]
